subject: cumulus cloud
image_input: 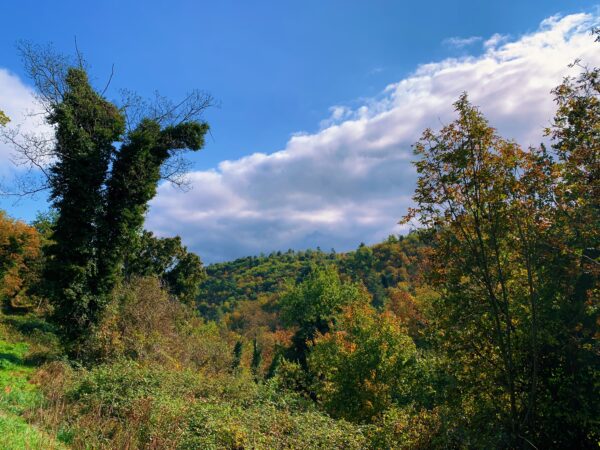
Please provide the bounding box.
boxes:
[1,13,598,263]
[147,14,600,261]
[147,12,600,263]
[0,70,36,125]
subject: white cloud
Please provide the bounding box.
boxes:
[1,13,598,263]
[443,35,482,48]
[319,105,353,129]
[0,70,36,123]
[484,33,509,49]
[0,69,52,179]
[147,12,600,262]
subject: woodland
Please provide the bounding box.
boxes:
[0,34,597,449]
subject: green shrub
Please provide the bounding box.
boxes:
[31,358,371,449]
[84,277,235,373]
[179,402,369,450]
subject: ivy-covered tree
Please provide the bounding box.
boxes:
[7,45,210,343]
[124,230,205,305]
[94,118,208,298]
[43,68,126,337]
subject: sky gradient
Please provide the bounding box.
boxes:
[1,1,599,262]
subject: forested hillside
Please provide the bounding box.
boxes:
[198,233,427,318]
[0,34,597,450]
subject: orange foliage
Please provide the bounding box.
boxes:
[385,286,426,337]
[0,210,41,303]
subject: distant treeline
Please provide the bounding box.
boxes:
[198,232,427,319]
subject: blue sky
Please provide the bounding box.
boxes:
[1,1,599,261]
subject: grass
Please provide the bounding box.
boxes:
[0,313,66,449]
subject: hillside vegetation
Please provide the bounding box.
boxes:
[0,36,597,449]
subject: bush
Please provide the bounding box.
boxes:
[368,405,443,449]
[308,303,422,423]
[84,277,235,373]
[0,210,43,309]
[84,277,189,363]
[179,402,369,449]
[31,359,370,449]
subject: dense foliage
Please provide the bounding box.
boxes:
[198,233,427,319]
[0,211,42,308]
[403,90,598,446]
[26,58,210,344]
[0,35,597,449]
[124,231,205,305]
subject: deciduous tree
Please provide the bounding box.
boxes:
[279,265,368,366]
[404,93,558,446]
[309,302,420,423]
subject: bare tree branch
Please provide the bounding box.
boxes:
[118,88,215,189]
[4,43,214,197]
[160,154,193,191]
[120,88,215,130]
[101,64,115,97]
[74,35,85,69]
[17,41,76,112]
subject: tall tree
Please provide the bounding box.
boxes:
[532,34,600,447]
[44,67,125,337]
[404,76,599,446]
[94,119,208,298]
[404,94,558,446]
[6,45,210,343]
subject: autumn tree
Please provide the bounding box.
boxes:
[308,302,422,423]
[527,34,600,447]
[279,265,368,366]
[403,93,561,447]
[0,210,42,308]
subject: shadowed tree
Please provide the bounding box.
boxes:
[123,230,205,305]
[279,265,368,367]
[403,93,556,446]
[404,85,598,447]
